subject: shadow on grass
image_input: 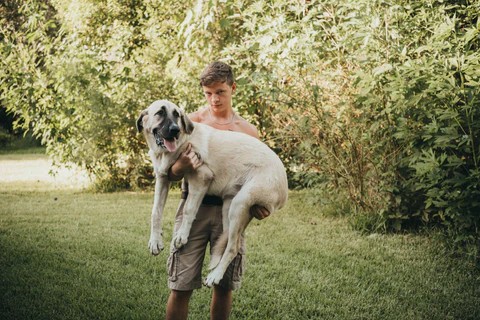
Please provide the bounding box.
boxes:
[0,189,479,320]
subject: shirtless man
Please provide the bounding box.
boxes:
[165,61,269,320]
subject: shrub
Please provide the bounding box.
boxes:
[346,0,480,259]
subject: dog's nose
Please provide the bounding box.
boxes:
[169,124,180,136]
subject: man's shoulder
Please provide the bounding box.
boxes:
[235,115,259,138]
[188,108,208,123]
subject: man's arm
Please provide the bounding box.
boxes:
[167,112,203,182]
[167,143,202,181]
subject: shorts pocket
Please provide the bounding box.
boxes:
[167,250,179,282]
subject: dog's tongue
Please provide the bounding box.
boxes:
[163,138,177,152]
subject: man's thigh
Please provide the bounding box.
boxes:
[167,201,221,290]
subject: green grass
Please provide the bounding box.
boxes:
[0,171,479,319]
[0,146,46,155]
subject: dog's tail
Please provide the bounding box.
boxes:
[209,231,228,270]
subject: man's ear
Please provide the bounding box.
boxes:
[136,110,148,133]
[180,113,194,134]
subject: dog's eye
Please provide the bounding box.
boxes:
[155,108,166,117]
[173,110,179,118]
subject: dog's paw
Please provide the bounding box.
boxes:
[148,238,164,255]
[204,268,224,287]
[172,234,189,249]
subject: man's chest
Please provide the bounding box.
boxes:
[204,120,244,133]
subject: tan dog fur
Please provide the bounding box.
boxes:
[137,100,288,287]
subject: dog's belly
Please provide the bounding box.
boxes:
[205,174,244,199]
[204,162,288,212]
[189,123,289,210]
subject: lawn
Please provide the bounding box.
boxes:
[0,153,479,319]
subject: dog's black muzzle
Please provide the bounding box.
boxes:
[167,124,180,140]
[153,123,180,147]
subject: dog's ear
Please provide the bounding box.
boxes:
[180,113,194,134]
[136,110,148,133]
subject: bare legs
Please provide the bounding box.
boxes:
[211,285,233,320]
[166,290,192,320]
[166,286,232,320]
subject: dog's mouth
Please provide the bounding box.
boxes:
[154,131,177,152]
[154,131,165,148]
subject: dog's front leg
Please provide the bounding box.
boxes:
[149,175,170,255]
[172,167,213,249]
[172,190,205,249]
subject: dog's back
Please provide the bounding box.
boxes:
[188,122,288,212]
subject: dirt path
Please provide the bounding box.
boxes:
[0,154,90,188]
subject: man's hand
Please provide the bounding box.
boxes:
[250,205,271,220]
[168,143,203,181]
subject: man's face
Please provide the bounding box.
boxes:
[202,81,236,112]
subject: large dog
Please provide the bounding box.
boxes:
[137,100,288,287]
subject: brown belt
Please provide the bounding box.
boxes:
[181,192,223,206]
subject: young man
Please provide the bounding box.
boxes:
[165,61,270,320]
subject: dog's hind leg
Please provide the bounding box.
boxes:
[209,197,232,269]
[221,197,232,231]
[205,192,253,287]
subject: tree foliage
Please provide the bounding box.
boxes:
[1,0,479,255]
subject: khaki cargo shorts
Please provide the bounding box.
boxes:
[167,199,246,291]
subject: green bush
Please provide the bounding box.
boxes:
[199,0,479,254]
[350,0,480,255]
[0,0,191,189]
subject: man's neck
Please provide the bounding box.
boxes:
[208,106,235,125]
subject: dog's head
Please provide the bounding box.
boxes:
[137,100,194,153]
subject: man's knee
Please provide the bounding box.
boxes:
[166,290,193,320]
[170,289,193,302]
[213,284,232,296]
